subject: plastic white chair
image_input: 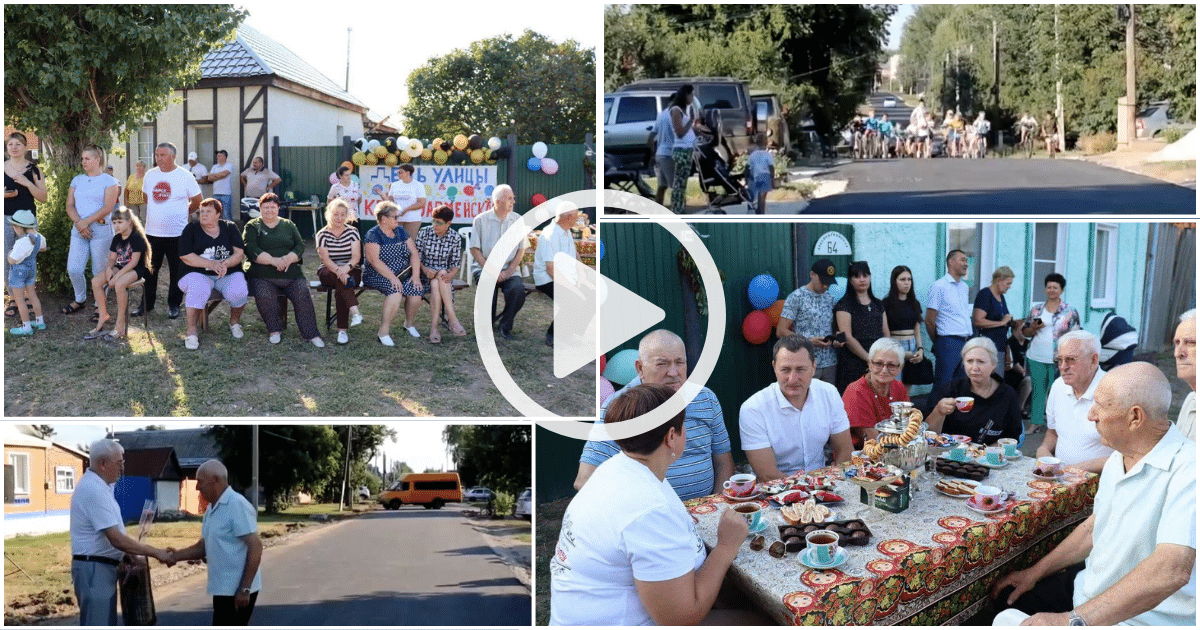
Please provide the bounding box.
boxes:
[457,226,474,286]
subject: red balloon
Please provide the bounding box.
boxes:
[531,193,547,207]
[743,311,773,345]
[765,299,786,327]
[463,185,475,197]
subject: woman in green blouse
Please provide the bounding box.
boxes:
[243,193,325,347]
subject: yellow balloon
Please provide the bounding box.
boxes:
[453,134,468,150]
[351,151,367,166]
[364,153,379,165]
[384,153,399,166]
[399,152,411,163]
[470,149,484,163]
[373,145,389,158]
[421,149,433,161]
[433,150,447,165]
[432,138,444,150]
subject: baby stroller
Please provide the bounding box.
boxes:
[693,109,753,214]
[1099,312,1138,371]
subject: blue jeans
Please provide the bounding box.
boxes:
[213,194,233,221]
[71,559,120,626]
[68,222,114,304]
[933,335,967,391]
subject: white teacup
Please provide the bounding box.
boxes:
[985,446,1006,466]
[997,438,1019,458]
[723,473,756,497]
[806,529,840,565]
[1037,456,1063,476]
[973,484,1009,509]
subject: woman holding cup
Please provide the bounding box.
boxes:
[549,383,752,626]
[920,337,1022,446]
[1022,273,1080,433]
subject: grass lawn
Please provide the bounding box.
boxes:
[3,503,358,619]
[4,242,594,417]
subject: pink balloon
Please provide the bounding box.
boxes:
[541,158,559,175]
[329,173,338,185]
[598,377,616,405]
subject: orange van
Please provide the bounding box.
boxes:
[378,472,462,510]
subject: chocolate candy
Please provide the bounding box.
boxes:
[768,541,786,558]
[749,535,765,551]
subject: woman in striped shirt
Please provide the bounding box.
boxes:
[415,205,466,342]
[315,198,362,344]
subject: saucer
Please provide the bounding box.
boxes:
[799,546,848,570]
[975,455,1011,469]
[723,489,763,502]
[1031,469,1065,480]
[746,519,769,535]
[965,495,1009,514]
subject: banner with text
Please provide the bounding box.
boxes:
[359,165,497,223]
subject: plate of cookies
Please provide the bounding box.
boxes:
[934,478,980,498]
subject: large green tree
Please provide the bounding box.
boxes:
[403,31,595,145]
[443,425,530,497]
[3,5,245,291]
[208,425,342,513]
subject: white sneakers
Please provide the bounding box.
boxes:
[350,312,363,327]
[311,337,325,348]
[405,326,420,338]
[378,335,395,347]
[184,335,199,350]
[230,323,244,339]
[337,330,349,345]
[269,332,282,344]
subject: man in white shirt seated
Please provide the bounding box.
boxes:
[1175,308,1195,440]
[991,362,1195,626]
[739,335,854,480]
[1037,331,1112,473]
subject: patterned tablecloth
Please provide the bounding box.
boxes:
[686,456,1098,625]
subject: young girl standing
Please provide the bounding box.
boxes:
[6,210,46,336]
[86,207,151,341]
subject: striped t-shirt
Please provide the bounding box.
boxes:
[582,377,730,501]
[316,225,361,266]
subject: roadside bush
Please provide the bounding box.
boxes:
[1079,132,1116,155]
[1163,127,1186,144]
[493,491,515,518]
[36,171,74,294]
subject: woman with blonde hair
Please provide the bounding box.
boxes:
[315,198,363,344]
[87,206,152,342]
[64,145,119,317]
[974,266,1015,376]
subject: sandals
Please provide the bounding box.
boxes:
[450,322,467,337]
[61,301,86,315]
[429,330,442,344]
[83,329,105,340]
[102,333,127,344]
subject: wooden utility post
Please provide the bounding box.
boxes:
[251,425,259,510]
[340,426,353,511]
[1054,5,1064,153]
[1124,4,1137,146]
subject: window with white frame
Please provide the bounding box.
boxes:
[136,125,155,168]
[1031,223,1068,304]
[55,466,75,493]
[8,452,30,494]
[946,223,983,291]
[1091,224,1118,308]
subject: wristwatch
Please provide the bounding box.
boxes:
[239,587,251,596]
[1068,610,1087,626]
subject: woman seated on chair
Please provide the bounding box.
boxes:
[315,198,363,345]
[177,198,248,350]
[415,205,465,343]
[920,336,1022,445]
[243,192,325,348]
[86,206,151,342]
[362,201,424,347]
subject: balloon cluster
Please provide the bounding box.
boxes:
[350,134,508,167]
[525,141,559,175]
[742,273,781,345]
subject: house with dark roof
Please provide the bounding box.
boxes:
[116,24,370,200]
[111,428,219,477]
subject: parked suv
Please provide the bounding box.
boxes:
[514,487,532,520]
[618,77,757,158]
[751,90,790,152]
[603,90,676,171]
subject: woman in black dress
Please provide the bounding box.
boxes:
[5,132,47,317]
[883,265,925,392]
[834,261,889,393]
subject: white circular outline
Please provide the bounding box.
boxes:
[473,190,727,441]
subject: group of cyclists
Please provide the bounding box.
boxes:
[848,98,1060,160]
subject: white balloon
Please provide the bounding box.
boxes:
[367,139,381,151]
[406,146,422,158]
[354,137,366,150]
[531,141,548,158]
[397,136,409,149]
[488,136,501,151]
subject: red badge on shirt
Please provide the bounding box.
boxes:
[153,181,171,203]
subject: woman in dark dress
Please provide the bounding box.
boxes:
[5,132,47,316]
[834,261,889,393]
[973,266,1014,376]
[883,265,925,392]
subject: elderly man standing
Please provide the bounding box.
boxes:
[740,335,854,480]
[470,184,525,340]
[169,460,263,626]
[1175,309,1196,440]
[187,152,210,198]
[926,249,973,391]
[991,362,1195,626]
[777,259,842,385]
[575,330,733,501]
[70,439,173,626]
[532,202,579,348]
[1036,331,1112,473]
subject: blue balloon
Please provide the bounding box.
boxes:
[826,278,847,302]
[527,157,542,171]
[747,274,780,310]
[485,185,494,198]
[597,239,605,264]
[602,348,639,386]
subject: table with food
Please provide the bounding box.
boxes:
[686,403,1098,625]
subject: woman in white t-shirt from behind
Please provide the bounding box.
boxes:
[550,383,750,626]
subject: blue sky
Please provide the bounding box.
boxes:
[889,4,916,50]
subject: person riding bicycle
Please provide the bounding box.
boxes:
[910,99,927,129]
[878,114,894,157]
[1017,112,1039,146]
[1041,110,1058,158]
[915,112,933,158]
[972,112,991,158]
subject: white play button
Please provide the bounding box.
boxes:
[552,252,665,378]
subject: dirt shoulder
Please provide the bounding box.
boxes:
[1076,142,1196,186]
[460,508,532,590]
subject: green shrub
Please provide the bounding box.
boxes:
[493,491,515,518]
[1163,127,1186,144]
[36,170,75,294]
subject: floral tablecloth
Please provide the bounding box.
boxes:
[686,457,1098,625]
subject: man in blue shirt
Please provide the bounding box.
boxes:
[575,330,734,501]
[170,460,263,626]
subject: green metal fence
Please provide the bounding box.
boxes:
[504,144,592,214]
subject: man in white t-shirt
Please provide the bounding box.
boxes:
[992,363,1195,626]
[139,142,202,318]
[1175,309,1196,441]
[1037,331,1112,473]
[740,335,854,479]
[387,163,427,241]
[207,149,235,222]
[70,440,173,625]
[532,203,579,348]
[187,151,210,198]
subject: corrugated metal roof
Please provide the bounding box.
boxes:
[111,428,219,463]
[123,447,185,481]
[200,25,365,110]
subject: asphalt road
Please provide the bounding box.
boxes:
[806,156,1197,214]
[153,509,529,626]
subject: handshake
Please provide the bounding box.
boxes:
[146,547,177,567]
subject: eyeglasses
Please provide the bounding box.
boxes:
[1053,355,1083,367]
[870,360,902,372]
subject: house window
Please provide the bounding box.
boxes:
[1091,224,1118,309]
[8,452,30,494]
[56,466,75,493]
[193,125,214,167]
[137,125,155,167]
[1031,223,1068,304]
[945,222,983,291]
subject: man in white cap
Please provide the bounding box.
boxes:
[187,151,210,198]
[70,439,174,625]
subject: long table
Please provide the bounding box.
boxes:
[686,457,1098,625]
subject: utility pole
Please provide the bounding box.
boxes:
[992,19,1000,111]
[1121,4,1137,147]
[340,426,353,511]
[251,425,259,511]
[1054,5,1064,152]
[344,27,352,91]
